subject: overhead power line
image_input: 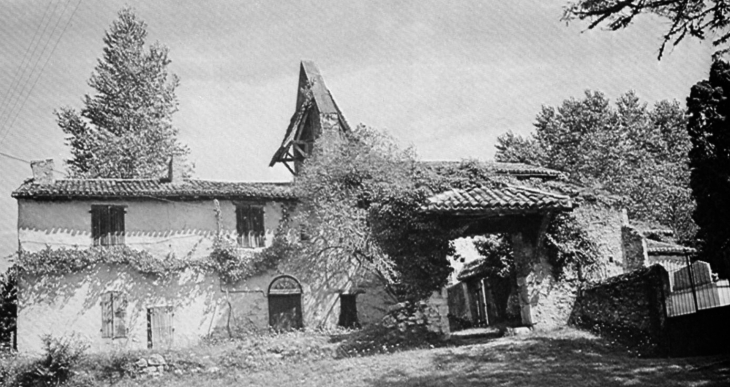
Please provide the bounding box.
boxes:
[0,0,84,145]
[0,0,58,123]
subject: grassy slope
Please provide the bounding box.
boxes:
[110,328,730,387]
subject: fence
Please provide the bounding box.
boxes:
[665,256,730,317]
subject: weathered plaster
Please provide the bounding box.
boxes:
[18,261,391,354]
[510,204,626,329]
[575,203,625,278]
[16,196,395,353]
[17,199,284,259]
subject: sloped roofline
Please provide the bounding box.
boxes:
[12,178,296,201]
[269,61,350,168]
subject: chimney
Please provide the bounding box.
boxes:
[167,156,185,184]
[31,159,55,185]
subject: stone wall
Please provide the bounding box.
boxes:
[569,265,670,354]
[621,224,649,272]
[509,202,626,330]
[575,203,625,278]
[381,290,450,337]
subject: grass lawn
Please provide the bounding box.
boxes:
[104,328,730,387]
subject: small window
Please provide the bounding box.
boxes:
[101,291,127,339]
[147,306,173,349]
[236,204,265,248]
[91,205,125,246]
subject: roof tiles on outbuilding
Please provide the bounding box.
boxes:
[423,184,574,216]
[422,160,563,179]
[646,239,696,255]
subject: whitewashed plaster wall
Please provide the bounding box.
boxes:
[17,199,285,259]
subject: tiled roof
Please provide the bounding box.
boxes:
[646,240,696,255]
[422,161,562,179]
[423,184,574,215]
[12,179,296,200]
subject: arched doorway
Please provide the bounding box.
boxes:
[268,275,303,330]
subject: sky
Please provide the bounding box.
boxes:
[0,0,715,269]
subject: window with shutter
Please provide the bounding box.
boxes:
[235,204,265,248]
[101,291,127,339]
[91,205,126,246]
[101,292,113,338]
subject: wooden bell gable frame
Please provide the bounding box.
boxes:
[269,61,350,175]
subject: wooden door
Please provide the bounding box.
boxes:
[268,295,302,330]
[268,275,303,331]
[147,306,173,349]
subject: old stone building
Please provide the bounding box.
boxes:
[12,60,686,354]
[12,62,393,354]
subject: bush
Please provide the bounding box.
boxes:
[0,269,17,348]
[9,334,89,387]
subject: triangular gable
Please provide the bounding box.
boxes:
[270,61,350,173]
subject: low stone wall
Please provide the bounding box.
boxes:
[569,265,670,354]
[381,290,450,337]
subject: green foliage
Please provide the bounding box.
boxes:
[545,213,601,279]
[687,59,730,279]
[6,334,89,387]
[0,269,16,348]
[473,235,514,279]
[17,236,292,283]
[56,8,190,178]
[291,125,461,300]
[563,0,730,59]
[496,90,696,244]
[17,246,197,277]
[210,235,295,284]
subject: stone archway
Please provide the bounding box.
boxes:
[423,185,575,328]
[268,275,303,330]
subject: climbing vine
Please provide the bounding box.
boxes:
[209,234,295,284]
[16,246,194,277]
[544,212,601,279]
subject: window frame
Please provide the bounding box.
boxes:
[91,204,126,246]
[235,202,266,248]
[101,291,127,339]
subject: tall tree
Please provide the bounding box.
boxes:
[56,8,190,178]
[687,59,730,278]
[563,0,730,59]
[496,91,696,243]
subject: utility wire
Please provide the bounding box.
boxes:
[0,0,66,131]
[0,0,58,124]
[0,0,82,145]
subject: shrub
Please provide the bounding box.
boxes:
[0,269,17,348]
[11,334,89,387]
